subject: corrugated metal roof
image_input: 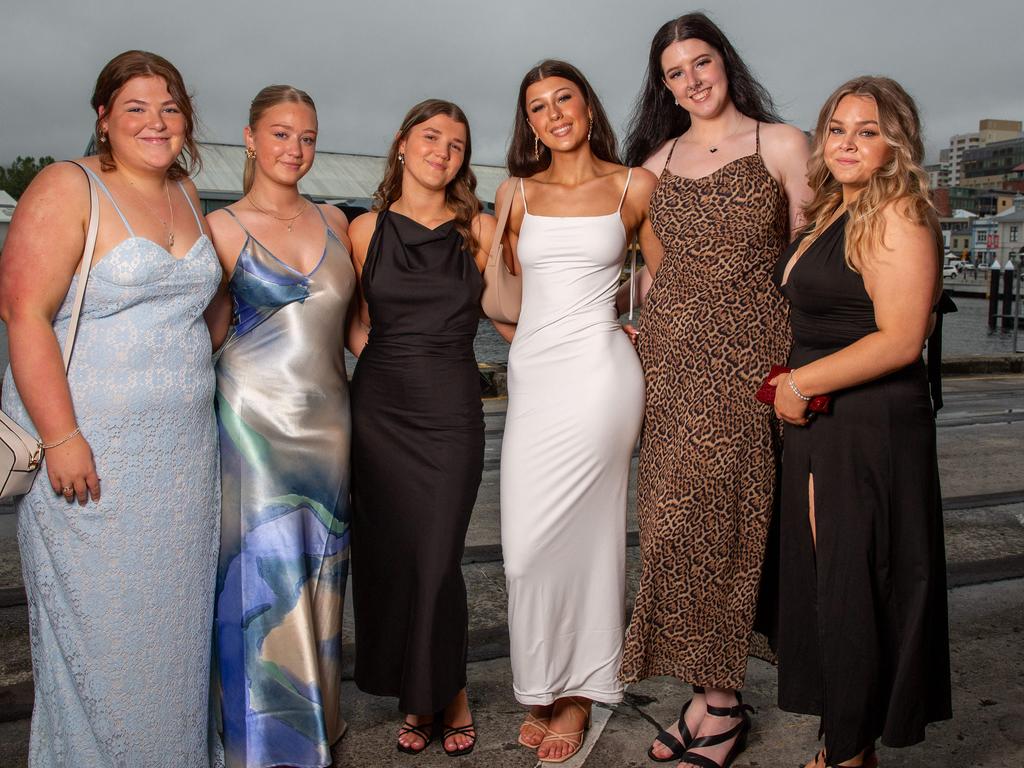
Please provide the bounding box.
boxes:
[194,143,507,204]
[0,190,15,224]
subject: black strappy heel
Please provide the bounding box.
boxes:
[396,715,436,755]
[647,685,705,762]
[677,692,754,768]
[441,720,477,757]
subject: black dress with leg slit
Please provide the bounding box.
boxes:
[771,214,951,763]
[350,210,484,715]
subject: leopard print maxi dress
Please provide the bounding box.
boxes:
[621,128,791,690]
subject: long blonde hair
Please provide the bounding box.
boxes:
[243,85,316,194]
[803,76,935,270]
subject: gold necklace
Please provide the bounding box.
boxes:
[247,195,308,232]
[124,176,175,248]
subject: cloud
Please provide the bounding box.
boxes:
[2,0,1021,168]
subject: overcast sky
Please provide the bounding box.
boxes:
[2,0,1022,169]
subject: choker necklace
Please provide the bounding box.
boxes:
[125,176,175,248]
[247,195,308,232]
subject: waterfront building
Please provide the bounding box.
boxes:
[971,194,1024,266]
[0,190,15,252]
[940,209,977,258]
[943,119,1022,187]
[84,139,507,213]
[962,137,1024,190]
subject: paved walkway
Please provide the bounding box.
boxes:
[1,374,1023,766]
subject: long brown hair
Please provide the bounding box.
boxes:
[804,76,936,271]
[91,50,200,180]
[243,85,317,194]
[373,99,481,254]
[507,60,620,178]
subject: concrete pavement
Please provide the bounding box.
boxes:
[1,373,1023,766]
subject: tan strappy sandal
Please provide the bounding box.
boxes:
[518,710,551,748]
[538,699,591,764]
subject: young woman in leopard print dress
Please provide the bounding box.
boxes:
[620,13,812,768]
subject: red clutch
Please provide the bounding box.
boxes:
[756,365,832,414]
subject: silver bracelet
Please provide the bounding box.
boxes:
[40,426,82,450]
[788,373,811,402]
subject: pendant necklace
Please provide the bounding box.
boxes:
[125,176,175,248]
[707,115,746,154]
[248,195,308,232]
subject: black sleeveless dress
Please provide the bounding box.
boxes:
[350,210,484,715]
[771,214,951,763]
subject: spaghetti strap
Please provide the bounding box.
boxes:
[222,208,254,239]
[311,202,341,243]
[177,181,203,230]
[663,137,681,170]
[73,163,135,236]
[755,122,761,155]
[617,169,634,212]
[518,178,530,214]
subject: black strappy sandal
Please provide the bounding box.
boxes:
[397,716,435,755]
[441,720,477,757]
[677,693,754,768]
[647,685,705,762]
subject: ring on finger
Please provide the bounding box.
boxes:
[61,486,74,495]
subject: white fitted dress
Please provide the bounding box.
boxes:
[501,171,644,705]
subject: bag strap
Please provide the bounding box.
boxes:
[61,163,100,372]
[628,239,637,322]
[488,178,518,271]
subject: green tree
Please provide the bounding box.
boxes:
[0,155,56,200]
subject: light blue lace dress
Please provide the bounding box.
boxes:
[1,164,221,767]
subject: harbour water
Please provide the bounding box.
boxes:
[471,294,1023,365]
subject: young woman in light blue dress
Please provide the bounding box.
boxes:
[0,51,220,766]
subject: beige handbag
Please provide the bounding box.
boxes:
[0,166,98,499]
[480,179,522,324]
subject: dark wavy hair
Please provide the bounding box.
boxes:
[506,59,620,177]
[623,13,781,167]
[373,99,481,253]
[91,50,200,180]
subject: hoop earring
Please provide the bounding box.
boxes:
[245,147,256,160]
[398,152,405,165]
[534,135,540,161]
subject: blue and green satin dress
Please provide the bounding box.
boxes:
[213,206,354,768]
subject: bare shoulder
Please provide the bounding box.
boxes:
[206,207,237,238]
[628,166,658,194]
[871,198,940,268]
[12,160,90,230]
[319,203,349,233]
[642,138,677,175]
[473,210,497,243]
[760,122,810,150]
[349,211,379,260]
[24,160,90,203]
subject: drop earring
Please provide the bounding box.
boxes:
[587,120,593,142]
[534,135,540,161]
[398,152,405,165]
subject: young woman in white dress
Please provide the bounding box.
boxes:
[495,59,661,764]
